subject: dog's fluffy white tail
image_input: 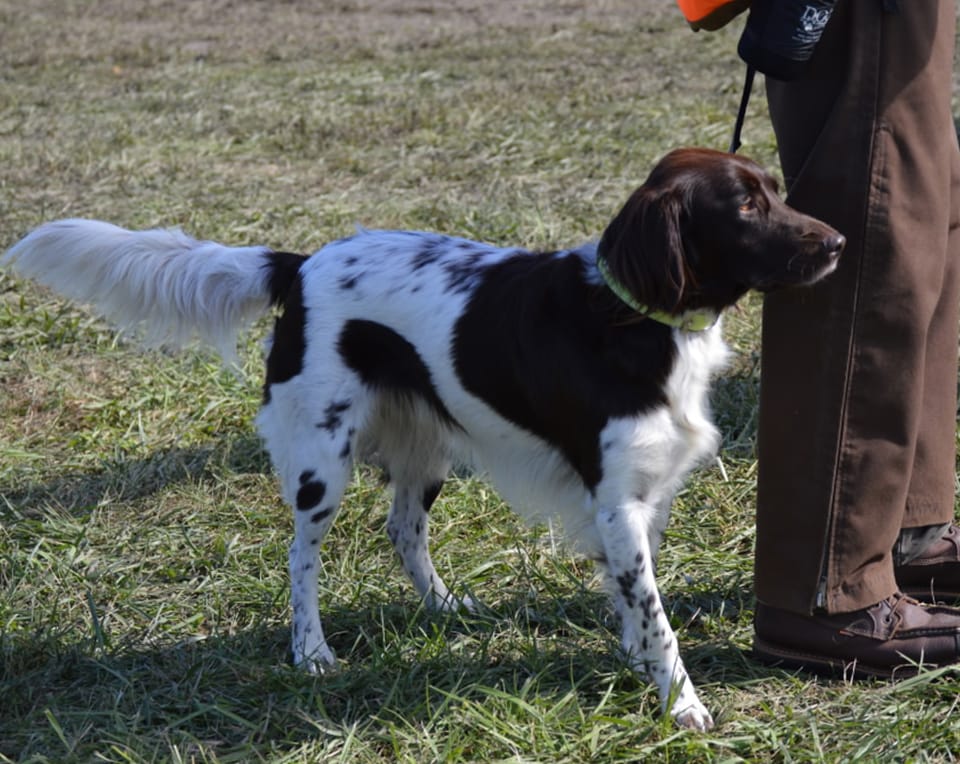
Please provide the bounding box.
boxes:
[3,219,305,362]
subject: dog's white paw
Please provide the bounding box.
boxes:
[294,644,338,675]
[431,591,478,614]
[453,594,478,614]
[671,699,714,732]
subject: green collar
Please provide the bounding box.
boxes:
[596,256,718,332]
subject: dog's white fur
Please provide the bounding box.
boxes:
[4,150,844,733]
[4,220,271,362]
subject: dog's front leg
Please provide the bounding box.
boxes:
[595,503,714,731]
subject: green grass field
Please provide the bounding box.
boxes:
[2,1,960,761]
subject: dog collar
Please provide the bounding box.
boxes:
[596,256,718,332]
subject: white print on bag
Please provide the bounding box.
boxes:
[797,5,833,41]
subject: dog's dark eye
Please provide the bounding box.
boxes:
[739,198,756,213]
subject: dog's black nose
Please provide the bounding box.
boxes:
[824,233,846,256]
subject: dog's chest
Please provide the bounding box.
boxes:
[593,324,728,510]
[663,326,729,462]
[664,326,728,453]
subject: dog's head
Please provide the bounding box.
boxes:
[598,147,844,315]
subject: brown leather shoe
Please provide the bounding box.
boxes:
[895,524,960,603]
[753,593,960,678]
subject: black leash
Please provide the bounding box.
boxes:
[728,64,756,154]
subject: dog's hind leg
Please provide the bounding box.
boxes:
[595,501,714,731]
[257,391,365,674]
[386,477,474,612]
[285,462,351,673]
[377,404,472,612]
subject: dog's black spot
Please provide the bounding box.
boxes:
[310,538,319,546]
[339,427,356,461]
[640,594,658,620]
[318,399,352,433]
[443,249,488,293]
[296,479,326,511]
[452,251,676,490]
[263,250,310,307]
[337,320,460,428]
[299,470,315,484]
[264,271,308,404]
[616,568,639,608]
[411,239,445,271]
[338,274,360,290]
[311,508,333,524]
[422,481,443,512]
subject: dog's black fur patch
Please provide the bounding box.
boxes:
[453,251,676,489]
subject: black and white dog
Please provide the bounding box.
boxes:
[3,148,843,730]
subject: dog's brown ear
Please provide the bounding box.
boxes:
[598,186,692,312]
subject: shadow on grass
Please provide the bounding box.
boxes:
[0,434,271,520]
[1,436,762,757]
[0,585,762,760]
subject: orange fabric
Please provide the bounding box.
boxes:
[676,0,750,31]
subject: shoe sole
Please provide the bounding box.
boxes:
[752,638,927,680]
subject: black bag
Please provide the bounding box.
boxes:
[738,0,838,80]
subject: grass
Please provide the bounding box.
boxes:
[1,0,959,761]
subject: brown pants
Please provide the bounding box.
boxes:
[755,0,960,614]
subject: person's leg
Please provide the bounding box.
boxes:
[894,179,960,601]
[900,211,960,533]
[754,0,959,616]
